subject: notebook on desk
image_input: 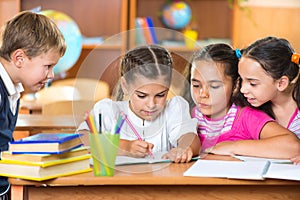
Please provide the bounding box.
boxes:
[184,158,300,181]
[89,151,170,166]
[233,155,292,164]
[89,151,200,166]
[263,163,300,181]
[184,160,270,180]
[115,151,170,165]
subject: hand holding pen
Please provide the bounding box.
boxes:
[120,112,154,158]
[121,140,154,158]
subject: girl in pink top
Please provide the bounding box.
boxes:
[237,37,300,138]
[236,36,300,163]
[182,43,300,160]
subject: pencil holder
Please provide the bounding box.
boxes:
[89,133,120,177]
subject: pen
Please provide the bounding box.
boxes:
[98,113,102,133]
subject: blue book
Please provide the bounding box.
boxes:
[145,17,158,44]
[9,133,83,154]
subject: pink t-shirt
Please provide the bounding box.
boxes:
[192,104,274,150]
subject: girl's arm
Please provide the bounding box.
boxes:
[163,97,200,163]
[163,132,200,163]
[211,122,300,159]
[177,132,201,156]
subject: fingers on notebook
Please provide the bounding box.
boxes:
[163,147,193,163]
[290,155,300,165]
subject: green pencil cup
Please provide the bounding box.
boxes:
[89,133,120,176]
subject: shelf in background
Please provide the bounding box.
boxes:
[82,44,123,50]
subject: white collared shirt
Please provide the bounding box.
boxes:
[78,96,197,153]
[0,62,24,115]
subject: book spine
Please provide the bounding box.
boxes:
[10,144,83,154]
[145,17,158,44]
[10,133,82,144]
[135,18,146,45]
[137,17,153,44]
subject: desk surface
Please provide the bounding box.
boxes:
[20,98,42,114]
[9,155,300,200]
[9,154,300,186]
[15,114,82,132]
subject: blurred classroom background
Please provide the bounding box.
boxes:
[0,0,299,119]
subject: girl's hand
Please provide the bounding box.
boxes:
[124,140,154,158]
[162,147,193,163]
[291,155,300,165]
[210,141,236,156]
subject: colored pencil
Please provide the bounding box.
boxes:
[121,113,142,141]
[121,112,154,158]
[85,112,97,134]
[115,114,125,134]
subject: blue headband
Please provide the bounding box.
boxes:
[235,49,242,59]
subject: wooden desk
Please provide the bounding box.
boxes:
[15,114,82,134]
[9,155,300,200]
[20,98,42,114]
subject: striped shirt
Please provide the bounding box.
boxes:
[192,104,238,150]
[288,109,300,138]
[195,104,238,138]
[192,104,274,151]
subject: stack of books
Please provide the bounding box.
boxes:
[0,133,92,181]
[135,16,158,45]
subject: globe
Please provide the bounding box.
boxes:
[40,10,82,75]
[161,1,192,30]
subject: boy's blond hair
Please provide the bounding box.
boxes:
[0,11,66,61]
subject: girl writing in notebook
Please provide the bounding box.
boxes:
[78,44,200,163]
[182,43,300,159]
[236,36,300,163]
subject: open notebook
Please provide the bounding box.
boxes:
[233,155,292,164]
[115,151,170,165]
[184,160,270,180]
[263,163,300,181]
[184,158,300,181]
[89,151,170,166]
[90,151,200,166]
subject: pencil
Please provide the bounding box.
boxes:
[85,112,97,134]
[89,114,97,133]
[121,112,154,158]
[121,112,142,141]
[115,114,125,134]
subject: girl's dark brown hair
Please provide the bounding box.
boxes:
[234,36,300,118]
